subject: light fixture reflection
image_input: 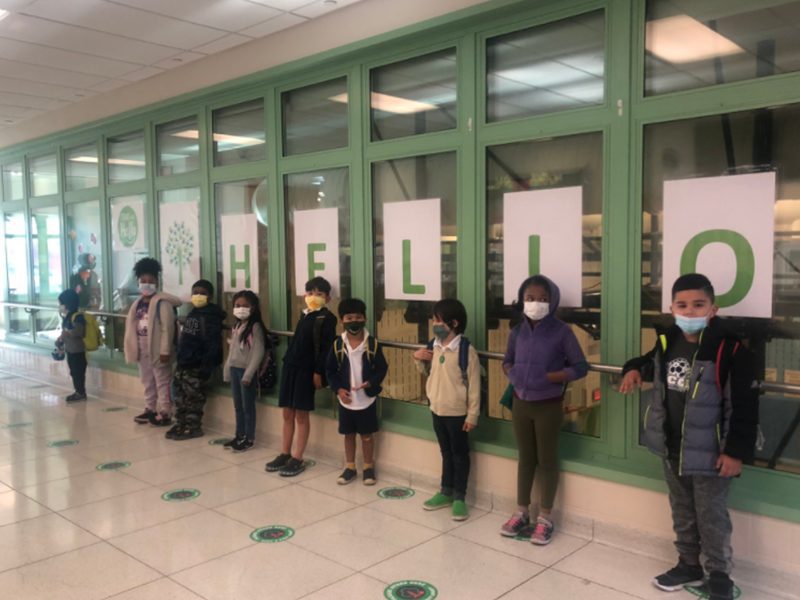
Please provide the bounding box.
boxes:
[646,15,745,64]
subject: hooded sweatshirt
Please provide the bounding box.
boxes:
[58,289,85,354]
[176,302,227,377]
[503,275,589,402]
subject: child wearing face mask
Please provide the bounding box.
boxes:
[222,290,267,452]
[124,258,183,425]
[619,273,758,600]
[57,289,87,403]
[326,298,388,486]
[265,276,337,477]
[412,298,480,521]
[167,279,226,441]
[499,275,588,545]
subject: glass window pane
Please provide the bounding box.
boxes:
[285,168,350,324]
[370,49,458,141]
[158,187,201,297]
[215,179,269,321]
[2,162,24,201]
[108,132,146,184]
[31,206,63,304]
[213,100,266,166]
[642,104,800,472]
[372,153,457,404]
[158,117,200,176]
[4,211,29,301]
[486,10,605,122]
[64,144,99,191]
[65,201,103,310]
[282,77,348,155]
[29,154,58,197]
[486,133,603,436]
[645,0,800,96]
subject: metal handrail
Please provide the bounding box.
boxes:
[3,302,799,395]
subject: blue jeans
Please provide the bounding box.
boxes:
[230,367,257,440]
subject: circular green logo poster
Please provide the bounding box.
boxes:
[118,205,139,248]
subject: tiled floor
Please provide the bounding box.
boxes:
[0,370,786,599]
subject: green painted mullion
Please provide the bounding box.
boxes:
[278,148,353,174]
[105,181,148,198]
[364,130,463,163]
[197,109,214,282]
[145,120,159,272]
[478,108,614,146]
[347,65,368,305]
[265,84,287,331]
[153,173,201,191]
[208,161,269,184]
[64,188,98,204]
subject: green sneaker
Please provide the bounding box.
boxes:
[451,500,468,521]
[423,492,453,511]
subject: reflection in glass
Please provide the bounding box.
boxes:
[282,77,348,155]
[65,144,99,191]
[29,154,58,197]
[372,153,457,403]
[642,104,800,472]
[284,168,350,325]
[213,100,266,166]
[108,132,146,183]
[65,201,103,311]
[486,133,603,435]
[486,10,605,122]
[2,162,24,201]
[3,211,31,337]
[370,49,457,141]
[645,0,800,95]
[158,117,200,176]
[31,206,63,304]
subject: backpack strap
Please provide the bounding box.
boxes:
[458,336,471,388]
[715,338,741,394]
[333,336,346,366]
[366,336,377,366]
[312,313,326,360]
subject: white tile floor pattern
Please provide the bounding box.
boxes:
[0,369,787,600]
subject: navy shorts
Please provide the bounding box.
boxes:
[338,401,379,435]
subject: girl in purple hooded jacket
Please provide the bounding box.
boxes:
[499,275,588,545]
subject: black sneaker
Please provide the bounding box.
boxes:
[708,571,734,600]
[223,437,242,450]
[173,427,204,441]
[232,438,254,453]
[148,412,172,427]
[134,409,155,424]
[337,468,357,485]
[279,457,306,477]
[362,467,376,486]
[165,424,182,439]
[66,392,87,403]
[265,453,291,472]
[652,560,705,591]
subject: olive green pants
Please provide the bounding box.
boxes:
[512,398,563,510]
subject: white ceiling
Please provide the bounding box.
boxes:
[0,0,364,131]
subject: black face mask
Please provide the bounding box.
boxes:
[344,321,365,334]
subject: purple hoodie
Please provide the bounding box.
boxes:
[503,275,589,402]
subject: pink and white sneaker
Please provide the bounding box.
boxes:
[500,511,530,537]
[531,516,554,545]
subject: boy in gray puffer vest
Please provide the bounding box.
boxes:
[620,273,759,600]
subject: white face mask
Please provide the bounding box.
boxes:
[139,282,157,297]
[523,301,549,321]
[59,304,68,317]
[233,307,251,320]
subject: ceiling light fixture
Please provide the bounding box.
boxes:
[171,129,265,147]
[646,15,745,64]
[329,92,437,114]
[68,156,146,167]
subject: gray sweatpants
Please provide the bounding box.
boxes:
[662,459,732,574]
[137,335,173,416]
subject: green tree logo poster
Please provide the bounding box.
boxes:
[159,200,200,296]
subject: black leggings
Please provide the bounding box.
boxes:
[67,352,87,395]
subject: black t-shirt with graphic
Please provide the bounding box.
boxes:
[664,336,698,459]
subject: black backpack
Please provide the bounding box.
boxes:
[257,329,279,393]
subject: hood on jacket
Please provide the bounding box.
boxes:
[58,289,80,313]
[514,274,561,317]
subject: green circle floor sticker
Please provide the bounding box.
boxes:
[377,486,415,500]
[208,438,229,445]
[384,580,438,600]
[250,526,295,543]
[685,583,741,599]
[304,459,316,468]
[47,439,79,447]
[3,421,32,428]
[96,461,131,471]
[161,488,201,502]
[101,406,127,413]
[513,524,536,542]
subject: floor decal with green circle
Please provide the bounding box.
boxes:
[101,406,128,412]
[304,459,316,468]
[208,438,229,446]
[47,439,79,447]
[513,524,537,541]
[2,421,32,428]
[161,488,201,502]
[377,487,415,500]
[384,580,438,599]
[250,526,295,543]
[685,583,741,599]
[96,461,131,471]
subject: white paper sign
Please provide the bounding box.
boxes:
[111,198,145,251]
[384,198,441,301]
[503,187,583,306]
[221,214,259,293]
[159,200,200,298]
[293,207,340,297]
[662,172,775,317]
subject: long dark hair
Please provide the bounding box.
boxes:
[232,290,265,346]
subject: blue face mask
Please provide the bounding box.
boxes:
[675,314,708,334]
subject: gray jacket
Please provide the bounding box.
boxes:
[623,320,759,476]
[61,312,86,354]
